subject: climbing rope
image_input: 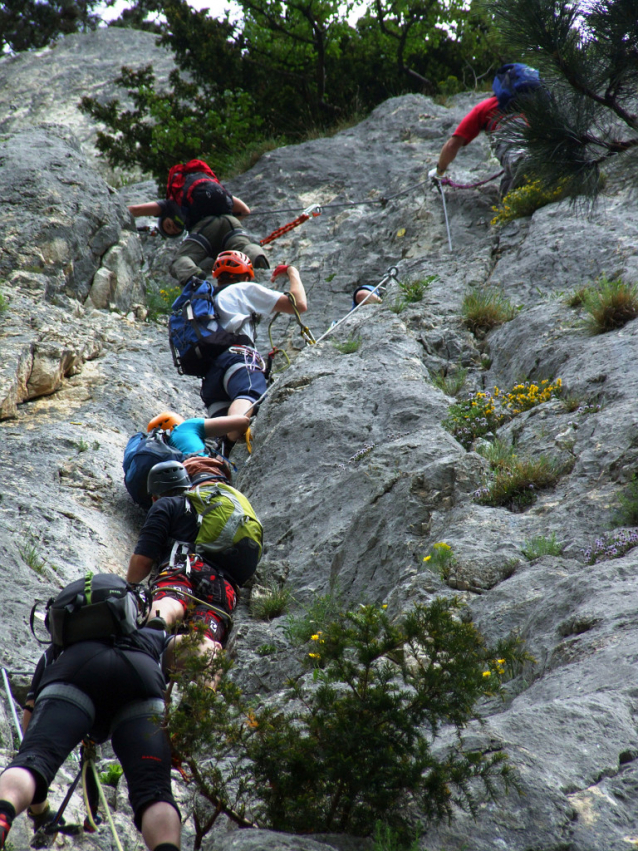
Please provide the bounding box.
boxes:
[1,668,23,743]
[241,265,400,419]
[259,204,322,245]
[439,170,504,190]
[227,345,267,373]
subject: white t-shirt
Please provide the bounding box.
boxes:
[213,282,282,344]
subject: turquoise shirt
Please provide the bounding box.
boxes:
[168,418,207,455]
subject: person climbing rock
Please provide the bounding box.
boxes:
[127,458,261,660]
[146,410,250,456]
[352,285,382,310]
[0,604,181,851]
[194,253,307,454]
[128,194,250,238]
[429,64,541,196]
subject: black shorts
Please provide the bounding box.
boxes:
[5,642,179,828]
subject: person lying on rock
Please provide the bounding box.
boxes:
[0,609,182,851]
[128,188,250,238]
[197,252,307,456]
[127,458,260,661]
[146,410,249,457]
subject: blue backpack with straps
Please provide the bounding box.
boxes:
[493,64,541,110]
[123,430,184,509]
[168,277,253,377]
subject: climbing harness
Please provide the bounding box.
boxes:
[241,265,400,419]
[436,181,453,251]
[1,668,23,743]
[259,204,322,246]
[227,345,267,373]
[440,170,504,190]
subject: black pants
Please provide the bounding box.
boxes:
[5,642,179,829]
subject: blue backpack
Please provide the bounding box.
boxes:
[123,430,184,509]
[168,278,253,377]
[493,64,541,110]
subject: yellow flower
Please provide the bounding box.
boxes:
[311,634,321,641]
[482,671,491,677]
[434,542,451,551]
[382,604,388,609]
[423,555,432,562]
[308,652,321,659]
[245,710,259,729]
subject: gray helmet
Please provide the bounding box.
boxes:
[147,461,191,497]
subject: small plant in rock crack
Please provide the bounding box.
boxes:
[522,533,565,561]
[474,455,569,511]
[476,438,516,470]
[256,644,278,656]
[422,542,456,580]
[333,336,361,354]
[338,442,376,469]
[581,275,638,333]
[583,530,638,565]
[561,392,603,415]
[100,763,124,788]
[18,531,46,575]
[0,290,8,315]
[146,280,182,322]
[74,439,89,452]
[565,286,588,308]
[250,581,291,621]
[461,288,516,333]
[612,477,638,527]
[431,366,467,396]
[443,391,502,449]
[398,275,438,304]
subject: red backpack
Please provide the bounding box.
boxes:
[166,159,221,207]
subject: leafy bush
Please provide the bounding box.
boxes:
[250,582,291,621]
[474,455,568,510]
[334,337,362,354]
[146,281,181,322]
[491,179,568,226]
[284,589,344,646]
[581,275,638,333]
[522,533,564,560]
[583,530,638,565]
[443,391,502,449]
[431,366,467,396]
[462,288,516,333]
[496,378,562,415]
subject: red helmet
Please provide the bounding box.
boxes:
[213,250,254,280]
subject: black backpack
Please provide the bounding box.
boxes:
[31,573,146,648]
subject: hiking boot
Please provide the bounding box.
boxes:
[146,615,168,631]
[253,255,270,270]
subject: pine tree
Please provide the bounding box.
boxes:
[489,0,638,199]
[0,0,110,53]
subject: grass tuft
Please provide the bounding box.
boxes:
[462,288,516,333]
[582,275,638,333]
[333,336,361,354]
[474,455,568,511]
[522,533,564,560]
[431,366,467,396]
[250,581,291,621]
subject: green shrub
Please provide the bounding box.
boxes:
[476,438,516,469]
[146,281,181,322]
[0,290,8,315]
[168,605,528,845]
[443,390,502,449]
[582,275,638,333]
[566,287,588,308]
[522,533,564,560]
[250,582,291,621]
[100,763,124,788]
[334,336,361,354]
[491,178,569,226]
[431,366,467,396]
[462,288,516,333]
[474,455,567,510]
[284,589,343,646]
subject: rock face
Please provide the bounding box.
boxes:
[0,28,175,174]
[1,41,638,851]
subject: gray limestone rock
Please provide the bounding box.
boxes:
[2,42,638,851]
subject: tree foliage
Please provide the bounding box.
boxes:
[80,0,501,184]
[168,600,529,847]
[0,0,111,53]
[488,0,638,198]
